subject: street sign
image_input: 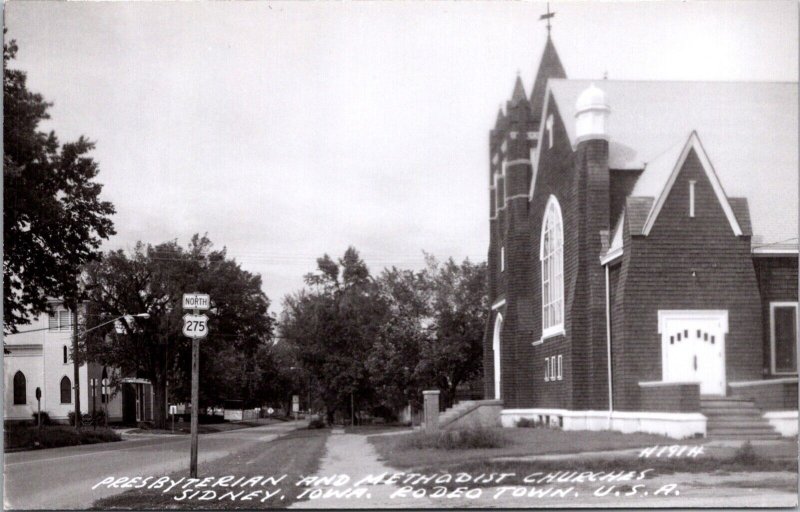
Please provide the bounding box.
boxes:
[182,314,209,338]
[169,405,177,415]
[184,292,210,479]
[292,395,300,413]
[182,293,210,310]
[267,407,274,415]
[35,387,41,400]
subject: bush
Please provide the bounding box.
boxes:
[31,411,51,426]
[515,417,537,428]
[401,427,508,450]
[5,425,121,450]
[307,417,326,429]
[732,441,759,465]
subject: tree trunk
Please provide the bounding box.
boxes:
[152,376,167,429]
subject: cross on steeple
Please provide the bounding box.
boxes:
[539,2,555,35]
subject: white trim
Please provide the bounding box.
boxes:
[688,179,696,218]
[600,246,623,265]
[752,247,799,256]
[557,354,563,380]
[642,132,742,237]
[763,411,798,437]
[505,193,530,202]
[505,158,531,167]
[639,380,700,387]
[535,327,565,345]
[491,298,506,310]
[500,409,706,438]
[605,265,613,414]
[493,314,504,400]
[500,246,505,272]
[544,358,550,382]
[769,302,798,375]
[729,377,798,387]
[657,309,729,334]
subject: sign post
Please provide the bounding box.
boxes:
[35,387,42,432]
[102,378,109,427]
[183,292,210,479]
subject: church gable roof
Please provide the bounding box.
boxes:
[530,36,566,129]
[639,131,743,237]
[547,79,798,248]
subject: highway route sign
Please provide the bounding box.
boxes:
[183,293,210,310]
[182,314,209,338]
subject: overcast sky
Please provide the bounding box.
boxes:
[6,1,798,313]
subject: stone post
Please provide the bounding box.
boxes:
[423,390,440,432]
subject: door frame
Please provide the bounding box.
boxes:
[657,310,728,395]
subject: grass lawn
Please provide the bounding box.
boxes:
[92,429,329,509]
[4,425,121,451]
[370,427,694,469]
[344,424,412,435]
[369,427,797,491]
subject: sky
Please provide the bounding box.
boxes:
[5,1,798,314]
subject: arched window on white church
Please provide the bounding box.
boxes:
[540,195,564,338]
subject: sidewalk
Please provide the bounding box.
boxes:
[290,432,435,509]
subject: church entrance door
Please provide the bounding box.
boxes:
[659,310,727,395]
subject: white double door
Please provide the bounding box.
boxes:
[659,311,727,395]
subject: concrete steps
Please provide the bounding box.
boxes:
[437,400,477,427]
[701,396,781,440]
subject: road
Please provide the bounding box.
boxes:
[4,421,301,510]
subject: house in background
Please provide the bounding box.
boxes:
[4,301,89,423]
[482,33,797,439]
[4,300,154,425]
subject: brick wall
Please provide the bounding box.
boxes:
[754,257,798,376]
[614,149,763,411]
[639,383,701,412]
[729,380,798,410]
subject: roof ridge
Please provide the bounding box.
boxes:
[549,78,798,85]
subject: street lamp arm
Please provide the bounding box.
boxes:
[8,313,150,336]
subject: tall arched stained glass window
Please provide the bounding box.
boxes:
[540,195,564,338]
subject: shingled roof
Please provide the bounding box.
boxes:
[546,79,798,249]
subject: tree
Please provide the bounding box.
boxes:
[281,247,387,424]
[80,235,273,428]
[3,37,115,332]
[422,256,488,406]
[368,255,488,411]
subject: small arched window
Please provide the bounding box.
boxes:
[101,367,108,403]
[60,376,72,404]
[13,371,26,405]
[540,195,564,338]
[63,345,68,364]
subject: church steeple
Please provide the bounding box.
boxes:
[510,74,528,106]
[529,35,566,129]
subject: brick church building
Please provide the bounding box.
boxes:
[483,33,798,438]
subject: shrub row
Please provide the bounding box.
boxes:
[400,427,508,450]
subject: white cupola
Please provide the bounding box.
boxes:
[574,83,610,143]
